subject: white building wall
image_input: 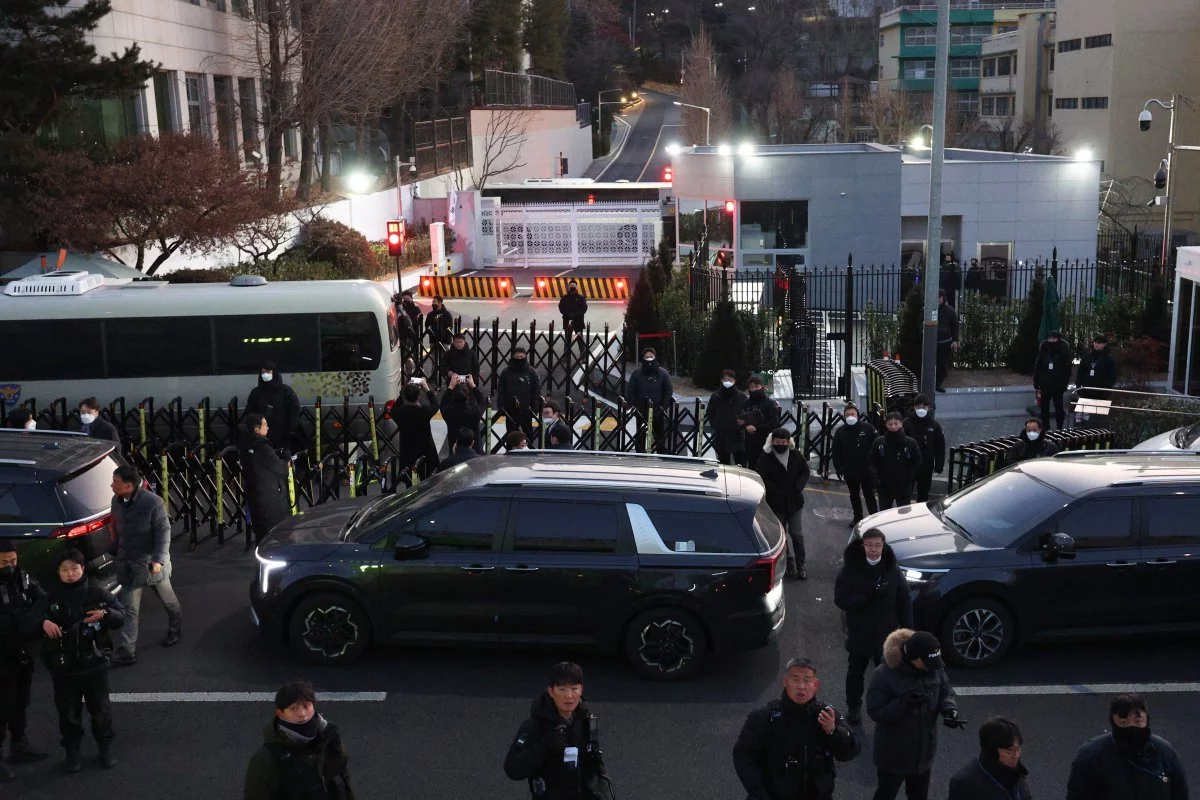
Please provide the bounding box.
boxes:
[470,109,593,186]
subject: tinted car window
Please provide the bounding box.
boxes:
[320,313,382,371]
[648,509,754,553]
[0,484,58,523]
[413,499,504,551]
[938,471,1069,547]
[1055,499,1134,548]
[1144,496,1200,545]
[56,458,119,521]
[106,317,213,377]
[214,314,320,374]
[0,320,105,381]
[513,501,619,553]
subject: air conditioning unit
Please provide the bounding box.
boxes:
[3,271,105,297]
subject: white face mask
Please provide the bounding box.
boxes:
[866,555,883,566]
[721,380,735,389]
[79,412,97,425]
[260,372,274,382]
[24,420,36,431]
[915,408,929,418]
[542,417,556,427]
[844,415,858,425]
[1027,430,1040,441]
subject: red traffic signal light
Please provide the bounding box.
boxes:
[724,200,735,214]
[386,220,406,257]
[587,193,596,205]
[663,166,673,182]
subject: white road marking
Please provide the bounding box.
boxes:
[955,683,1200,697]
[111,691,387,703]
[637,119,676,183]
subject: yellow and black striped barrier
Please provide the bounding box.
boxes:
[417,274,516,299]
[532,276,630,300]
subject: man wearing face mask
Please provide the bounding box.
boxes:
[558,281,588,339]
[441,374,486,455]
[77,399,121,445]
[1066,693,1187,800]
[244,680,354,800]
[539,401,573,450]
[868,414,922,510]
[245,361,301,453]
[626,348,674,453]
[426,295,454,348]
[0,542,49,779]
[1006,418,1060,463]
[831,403,878,525]
[902,396,944,503]
[707,369,748,466]
[498,346,542,440]
[239,414,290,545]
[756,429,811,580]
[739,375,780,471]
[948,717,1031,800]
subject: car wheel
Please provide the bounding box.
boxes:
[287,592,371,666]
[940,597,1014,668]
[623,607,709,681]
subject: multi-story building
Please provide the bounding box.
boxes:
[976,11,1055,150]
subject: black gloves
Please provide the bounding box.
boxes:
[942,709,968,729]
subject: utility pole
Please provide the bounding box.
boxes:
[920,0,950,398]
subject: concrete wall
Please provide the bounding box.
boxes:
[470,109,593,186]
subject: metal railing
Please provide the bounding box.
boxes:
[481,70,577,109]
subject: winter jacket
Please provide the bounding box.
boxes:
[1077,347,1118,393]
[707,386,749,454]
[426,306,454,345]
[948,758,1033,800]
[732,692,862,800]
[504,693,608,800]
[246,376,302,453]
[937,304,960,344]
[1033,338,1073,394]
[111,486,172,588]
[739,392,782,455]
[543,421,574,450]
[439,447,479,471]
[834,539,912,658]
[400,299,423,333]
[903,414,946,474]
[868,432,922,493]
[498,363,543,418]
[440,386,486,444]
[1066,732,1187,800]
[626,364,673,412]
[240,432,291,536]
[558,291,588,330]
[756,446,811,519]
[0,568,47,676]
[865,628,957,775]
[831,420,877,480]
[443,344,480,382]
[393,391,439,473]
[1006,433,1061,464]
[84,415,122,445]
[41,577,125,675]
[244,716,355,800]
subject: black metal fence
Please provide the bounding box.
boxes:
[946,428,1116,492]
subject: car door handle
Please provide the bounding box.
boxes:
[504,565,540,573]
[1106,561,1135,567]
[459,565,496,573]
[1145,558,1178,565]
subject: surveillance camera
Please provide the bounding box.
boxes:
[1154,167,1168,190]
[1139,109,1152,132]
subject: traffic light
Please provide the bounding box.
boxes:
[386,220,406,257]
[724,200,735,214]
[663,166,673,182]
[587,193,596,205]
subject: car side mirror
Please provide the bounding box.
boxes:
[1041,531,1076,561]
[393,533,430,561]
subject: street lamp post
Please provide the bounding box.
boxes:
[598,88,626,141]
[1139,95,1200,268]
[920,0,950,399]
[673,100,711,146]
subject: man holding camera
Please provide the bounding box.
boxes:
[866,629,964,800]
[733,657,861,800]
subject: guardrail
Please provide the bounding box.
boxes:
[946,428,1116,493]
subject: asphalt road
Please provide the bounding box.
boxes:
[598,92,672,183]
[13,485,1200,799]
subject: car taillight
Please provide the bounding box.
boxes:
[52,514,111,540]
[751,548,784,590]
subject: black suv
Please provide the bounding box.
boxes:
[853,451,1200,667]
[0,430,119,589]
[250,452,787,679]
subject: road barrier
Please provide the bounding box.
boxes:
[418,274,516,299]
[946,427,1115,492]
[533,276,630,300]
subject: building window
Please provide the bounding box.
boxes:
[1049,48,1055,71]
[1085,34,1112,48]
[1081,96,1109,110]
[950,58,980,79]
[207,0,227,9]
[982,57,995,77]
[999,54,1014,75]
[212,75,237,152]
[950,25,994,46]
[996,24,1017,34]
[1055,97,1079,110]
[238,78,258,154]
[184,73,210,137]
[981,94,1014,117]
[956,92,979,115]
[903,59,936,80]
[809,83,839,98]
[1046,93,1053,117]
[152,71,179,133]
[1058,38,1081,53]
[231,0,248,13]
[739,201,809,249]
[904,27,936,47]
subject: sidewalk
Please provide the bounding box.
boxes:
[582,108,636,179]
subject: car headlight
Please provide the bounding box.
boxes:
[255,547,288,594]
[902,567,949,585]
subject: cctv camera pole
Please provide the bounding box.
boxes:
[1162,93,1178,269]
[920,0,951,398]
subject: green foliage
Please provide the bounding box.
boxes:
[292,218,376,279]
[695,300,749,389]
[658,269,708,376]
[1115,336,1167,389]
[895,283,924,368]
[249,258,345,282]
[525,0,569,78]
[467,0,524,72]
[1006,269,1044,373]
[368,233,432,273]
[1091,292,1143,344]
[736,309,775,373]
[164,267,233,283]
[623,268,663,347]
[863,301,900,360]
[955,292,1019,369]
[1106,393,1200,449]
[644,243,668,297]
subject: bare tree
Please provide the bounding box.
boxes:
[679,27,733,145]
[860,82,930,144]
[470,108,533,189]
[1100,175,1156,235]
[978,114,1065,155]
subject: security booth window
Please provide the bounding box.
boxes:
[739,201,809,250]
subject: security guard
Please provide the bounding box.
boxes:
[0,541,49,780]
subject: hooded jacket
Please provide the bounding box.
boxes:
[756,444,811,519]
[903,414,946,474]
[244,715,354,800]
[0,567,47,675]
[1033,338,1072,394]
[948,757,1033,800]
[1006,432,1061,464]
[868,432,922,492]
[240,432,291,535]
[504,692,607,800]
[865,628,957,775]
[833,539,913,657]
[42,574,125,675]
[707,386,749,453]
[1066,730,1187,800]
[732,691,861,800]
[246,373,302,452]
[831,418,876,480]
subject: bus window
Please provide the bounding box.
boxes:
[320,312,382,371]
[214,315,320,375]
[0,320,104,381]
[106,317,214,377]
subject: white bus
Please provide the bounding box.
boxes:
[0,273,402,409]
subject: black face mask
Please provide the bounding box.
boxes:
[278,715,321,740]
[887,428,904,439]
[1111,724,1151,751]
[511,358,527,369]
[0,565,15,583]
[749,389,764,397]
[772,444,789,453]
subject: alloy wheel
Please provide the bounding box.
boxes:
[637,619,695,673]
[951,607,1005,662]
[300,604,360,660]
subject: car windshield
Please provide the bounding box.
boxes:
[935,470,1070,548]
[349,467,470,539]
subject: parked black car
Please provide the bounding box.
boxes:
[250,452,787,679]
[851,451,1200,667]
[0,430,119,590]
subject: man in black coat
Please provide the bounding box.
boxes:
[739,375,781,471]
[935,290,959,393]
[948,717,1031,800]
[1033,330,1072,430]
[245,362,301,453]
[244,680,354,800]
[831,403,877,525]
[558,281,588,336]
[394,379,439,479]
[707,369,748,466]
[1066,693,1187,800]
[0,542,49,778]
[441,374,486,455]
[504,662,609,800]
[78,398,121,445]
[239,414,291,544]
[1006,418,1061,464]
[440,428,480,471]
[834,531,912,726]
[869,414,922,511]
[443,331,480,386]
[540,401,572,450]
[756,428,811,580]
[425,295,454,347]
[1075,335,1118,426]
[733,657,861,800]
[498,347,542,440]
[625,348,673,453]
[866,629,963,800]
[902,395,945,503]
